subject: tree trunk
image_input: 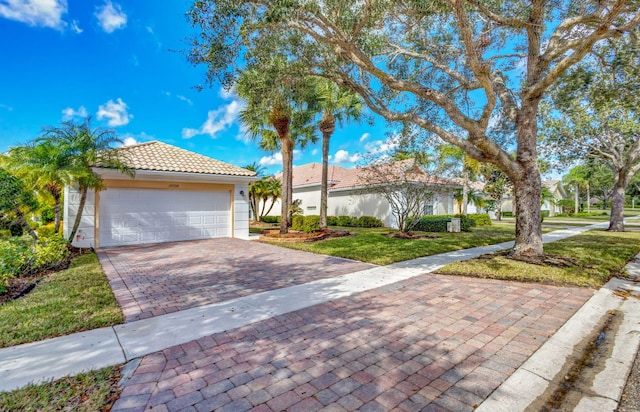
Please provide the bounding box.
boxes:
[608,172,626,231]
[68,185,88,242]
[574,183,579,213]
[587,184,590,214]
[511,99,544,259]
[15,210,37,239]
[319,113,335,229]
[280,138,294,234]
[53,196,61,235]
[462,168,469,215]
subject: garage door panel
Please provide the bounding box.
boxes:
[99,189,230,247]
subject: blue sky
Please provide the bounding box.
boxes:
[0,0,391,174]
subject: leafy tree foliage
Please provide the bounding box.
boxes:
[543,33,640,230]
[187,0,640,258]
[0,168,38,239]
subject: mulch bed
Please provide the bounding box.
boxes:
[260,229,354,243]
[0,246,90,305]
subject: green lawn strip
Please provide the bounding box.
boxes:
[271,224,520,265]
[0,365,121,412]
[0,253,124,348]
[437,230,640,288]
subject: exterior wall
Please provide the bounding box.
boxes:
[329,190,393,227]
[64,185,96,248]
[233,183,250,240]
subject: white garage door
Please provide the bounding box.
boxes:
[99,189,230,247]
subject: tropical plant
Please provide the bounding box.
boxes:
[0,168,38,239]
[437,144,481,215]
[38,118,134,242]
[235,58,317,233]
[481,164,513,221]
[311,79,363,229]
[2,140,73,234]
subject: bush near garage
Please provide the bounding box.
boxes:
[291,215,304,231]
[301,215,321,233]
[408,214,475,232]
[467,213,492,226]
[0,236,70,294]
[356,216,384,228]
[260,215,280,224]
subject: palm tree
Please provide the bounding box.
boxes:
[312,80,363,229]
[2,140,72,234]
[39,118,134,242]
[236,62,317,234]
[260,177,282,218]
[244,162,266,220]
[437,144,481,215]
[0,168,39,238]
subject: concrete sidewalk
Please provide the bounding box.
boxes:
[0,219,634,405]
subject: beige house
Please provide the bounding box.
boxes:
[501,180,566,217]
[64,141,257,248]
[267,160,462,228]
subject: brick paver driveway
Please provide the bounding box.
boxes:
[113,274,593,411]
[99,238,375,322]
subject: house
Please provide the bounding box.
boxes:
[501,180,566,217]
[63,141,257,248]
[267,160,462,228]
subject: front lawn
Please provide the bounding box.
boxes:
[0,365,121,411]
[437,230,640,288]
[271,224,521,265]
[0,253,124,348]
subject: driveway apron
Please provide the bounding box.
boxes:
[112,273,592,412]
[99,238,375,322]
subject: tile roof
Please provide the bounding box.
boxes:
[288,159,461,191]
[106,141,256,177]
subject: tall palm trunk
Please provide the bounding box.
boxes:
[15,210,37,239]
[462,168,469,216]
[319,112,336,229]
[68,185,88,243]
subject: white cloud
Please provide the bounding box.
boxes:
[182,100,242,139]
[259,152,283,166]
[97,98,132,127]
[364,137,399,155]
[177,95,192,105]
[0,103,13,112]
[122,137,137,146]
[359,132,370,143]
[0,0,67,30]
[311,148,319,156]
[332,149,361,164]
[69,19,82,33]
[61,105,87,120]
[95,1,126,33]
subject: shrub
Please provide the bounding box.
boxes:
[0,236,70,294]
[409,216,449,232]
[467,213,492,226]
[337,215,357,227]
[0,230,11,239]
[37,226,57,238]
[541,210,550,217]
[34,236,70,271]
[302,215,321,233]
[502,211,513,217]
[261,215,280,224]
[357,216,384,228]
[291,215,304,231]
[327,216,338,226]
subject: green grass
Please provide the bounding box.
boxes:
[0,253,124,348]
[270,224,521,265]
[0,365,121,412]
[437,230,640,288]
[545,208,640,222]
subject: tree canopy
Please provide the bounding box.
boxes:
[187,0,640,258]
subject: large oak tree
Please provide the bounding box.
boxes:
[187,0,640,258]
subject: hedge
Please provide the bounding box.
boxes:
[467,213,492,226]
[291,215,304,231]
[328,215,384,228]
[261,215,281,224]
[408,214,476,232]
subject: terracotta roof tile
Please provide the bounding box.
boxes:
[108,141,256,177]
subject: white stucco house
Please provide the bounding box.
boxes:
[501,180,567,217]
[267,160,462,228]
[63,141,257,248]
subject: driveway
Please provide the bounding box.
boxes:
[98,238,375,322]
[112,273,593,411]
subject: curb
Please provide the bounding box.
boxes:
[477,253,640,411]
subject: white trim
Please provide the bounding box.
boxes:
[93,168,259,184]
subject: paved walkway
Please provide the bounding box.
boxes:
[1,219,639,411]
[99,239,374,322]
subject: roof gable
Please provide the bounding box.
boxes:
[108,141,256,177]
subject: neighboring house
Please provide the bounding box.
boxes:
[268,160,462,228]
[63,141,257,248]
[501,180,566,217]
